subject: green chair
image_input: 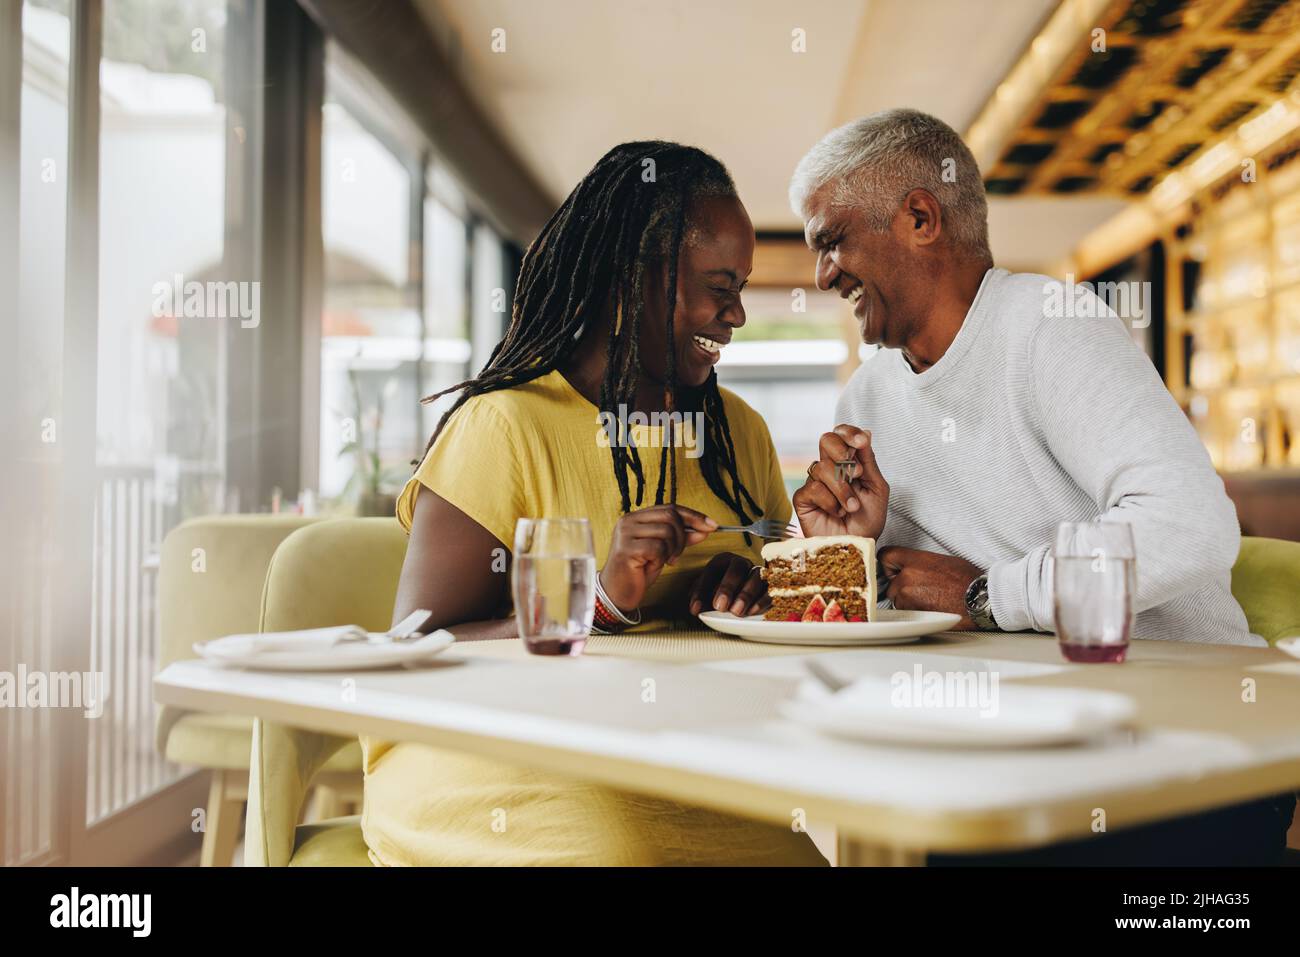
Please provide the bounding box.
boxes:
[1230,536,1300,646]
[156,514,364,866]
[1231,537,1300,858]
[247,517,409,865]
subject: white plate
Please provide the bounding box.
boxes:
[1278,635,1300,660]
[781,680,1137,748]
[194,631,456,671]
[698,609,961,645]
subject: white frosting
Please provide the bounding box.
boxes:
[762,535,877,622]
[762,535,876,565]
[769,585,872,595]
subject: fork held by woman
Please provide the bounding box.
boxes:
[711,517,795,540]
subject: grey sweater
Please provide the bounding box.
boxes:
[835,268,1260,645]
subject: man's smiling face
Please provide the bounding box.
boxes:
[801,181,913,349]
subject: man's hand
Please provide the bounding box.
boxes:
[878,546,982,630]
[688,552,767,618]
[792,425,889,539]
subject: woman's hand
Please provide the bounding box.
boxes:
[688,552,768,618]
[600,505,717,613]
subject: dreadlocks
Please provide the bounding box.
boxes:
[420,141,762,527]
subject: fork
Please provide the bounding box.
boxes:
[805,659,851,693]
[366,608,435,643]
[711,518,796,540]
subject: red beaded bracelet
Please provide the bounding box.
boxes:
[592,593,629,632]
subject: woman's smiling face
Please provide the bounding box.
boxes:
[640,194,755,389]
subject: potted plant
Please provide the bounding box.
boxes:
[337,369,408,517]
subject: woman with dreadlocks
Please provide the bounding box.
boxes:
[361,142,826,866]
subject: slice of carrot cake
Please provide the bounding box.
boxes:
[761,536,877,622]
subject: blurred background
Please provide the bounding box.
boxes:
[4,0,1300,864]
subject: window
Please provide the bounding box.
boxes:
[715,284,854,494]
[318,46,506,512]
[2,0,517,866]
[91,0,244,824]
[421,174,471,441]
[319,43,427,512]
[5,0,262,867]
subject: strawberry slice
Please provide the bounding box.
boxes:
[800,595,827,622]
[822,599,846,623]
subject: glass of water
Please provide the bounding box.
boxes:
[512,518,596,656]
[1052,520,1136,663]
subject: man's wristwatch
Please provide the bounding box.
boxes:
[964,573,998,631]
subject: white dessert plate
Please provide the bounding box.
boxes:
[194,630,456,671]
[698,609,961,646]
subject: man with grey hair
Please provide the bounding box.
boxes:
[791,107,1254,645]
[788,109,1292,864]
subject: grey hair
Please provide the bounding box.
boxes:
[789,108,990,258]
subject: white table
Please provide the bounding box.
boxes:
[154,629,1300,863]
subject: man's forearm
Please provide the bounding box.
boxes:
[986,488,1242,635]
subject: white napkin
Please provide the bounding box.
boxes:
[795,675,1136,736]
[195,625,369,660]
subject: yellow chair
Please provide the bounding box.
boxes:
[1230,536,1300,646]
[246,720,372,866]
[156,514,363,866]
[259,517,409,635]
[247,517,408,865]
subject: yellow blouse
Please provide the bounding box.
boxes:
[362,370,824,866]
[394,368,791,619]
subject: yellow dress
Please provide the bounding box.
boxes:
[361,369,826,866]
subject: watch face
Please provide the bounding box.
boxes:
[965,575,993,629]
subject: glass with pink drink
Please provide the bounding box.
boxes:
[512,518,596,656]
[1052,521,1136,663]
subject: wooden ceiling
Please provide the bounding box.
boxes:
[985,0,1300,198]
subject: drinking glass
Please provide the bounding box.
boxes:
[1052,520,1136,663]
[512,518,596,656]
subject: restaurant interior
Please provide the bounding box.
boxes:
[3,0,1300,877]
